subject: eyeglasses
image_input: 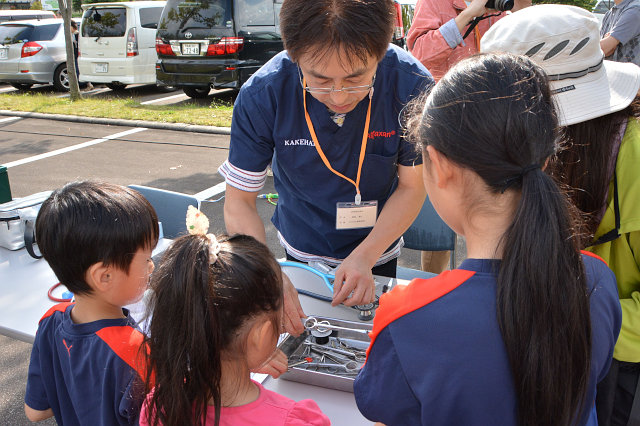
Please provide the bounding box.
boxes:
[298,67,376,94]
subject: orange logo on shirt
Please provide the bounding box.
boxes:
[368,130,396,139]
[63,339,72,356]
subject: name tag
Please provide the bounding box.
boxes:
[336,201,378,230]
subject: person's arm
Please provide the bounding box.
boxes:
[223,184,306,335]
[601,6,640,57]
[221,85,306,335]
[408,0,488,79]
[601,34,620,57]
[332,164,426,306]
[224,185,267,243]
[24,405,54,422]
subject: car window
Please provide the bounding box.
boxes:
[139,7,164,29]
[159,0,232,32]
[82,7,126,37]
[0,23,59,44]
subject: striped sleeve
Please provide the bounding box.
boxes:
[218,160,268,192]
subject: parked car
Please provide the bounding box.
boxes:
[78,1,166,91]
[0,18,71,91]
[592,0,613,26]
[155,0,284,98]
[0,10,56,23]
[391,0,415,49]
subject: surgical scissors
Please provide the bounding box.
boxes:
[304,317,370,335]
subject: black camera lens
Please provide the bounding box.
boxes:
[485,0,514,11]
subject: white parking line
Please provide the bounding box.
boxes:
[0,116,21,123]
[4,127,148,169]
[193,181,226,200]
[140,93,187,105]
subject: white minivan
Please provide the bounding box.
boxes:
[78,1,166,90]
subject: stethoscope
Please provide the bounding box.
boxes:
[278,260,383,321]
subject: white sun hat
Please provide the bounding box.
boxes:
[480,4,640,126]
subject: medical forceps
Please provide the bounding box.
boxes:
[302,360,360,374]
[302,340,367,362]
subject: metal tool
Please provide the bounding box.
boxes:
[302,340,366,362]
[301,360,360,374]
[304,316,370,335]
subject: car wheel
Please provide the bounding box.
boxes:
[183,86,210,98]
[10,83,33,91]
[53,63,69,92]
[106,82,127,91]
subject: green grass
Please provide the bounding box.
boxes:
[0,92,234,127]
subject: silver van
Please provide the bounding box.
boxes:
[78,1,166,90]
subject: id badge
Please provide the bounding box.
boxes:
[336,200,378,230]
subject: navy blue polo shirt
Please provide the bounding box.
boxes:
[354,254,622,425]
[25,303,145,425]
[220,45,432,264]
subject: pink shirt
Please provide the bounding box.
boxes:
[407,0,505,81]
[139,380,331,426]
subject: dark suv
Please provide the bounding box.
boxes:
[155,0,284,98]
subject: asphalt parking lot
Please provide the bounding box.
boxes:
[0,98,464,423]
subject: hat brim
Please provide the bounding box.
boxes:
[550,60,640,126]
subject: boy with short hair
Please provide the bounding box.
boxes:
[24,181,159,425]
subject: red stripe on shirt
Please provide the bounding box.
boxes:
[366,269,475,360]
[96,326,147,379]
[581,250,608,267]
[39,302,74,323]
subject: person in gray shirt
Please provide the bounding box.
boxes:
[600,0,640,66]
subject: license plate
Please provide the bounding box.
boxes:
[0,49,7,60]
[94,63,108,73]
[181,43,199,55]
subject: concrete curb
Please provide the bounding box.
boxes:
[0,110,231,135]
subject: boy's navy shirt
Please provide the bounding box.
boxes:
[221,44,432,263]
[354,254,622,425]
[25,303,145,425]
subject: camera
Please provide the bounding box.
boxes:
[485,0,514,11]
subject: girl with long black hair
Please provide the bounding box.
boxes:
[140,208,329,426]
[354,53,622,426]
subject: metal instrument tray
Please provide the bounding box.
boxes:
[278,315,372,393]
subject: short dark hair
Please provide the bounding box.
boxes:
[36,181,159,296]
[280,0,395,66]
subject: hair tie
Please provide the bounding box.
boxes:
[500,163,541,193]
[186,205,221,264]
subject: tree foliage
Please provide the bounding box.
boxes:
[533,0,597,12]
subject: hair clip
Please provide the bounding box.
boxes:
[186,205,221,264]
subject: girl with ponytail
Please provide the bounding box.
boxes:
[140,208,329,426]
[354,53,621,426]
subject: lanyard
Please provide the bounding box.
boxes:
[302,78,373,205]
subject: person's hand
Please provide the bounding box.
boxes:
[331,254,376,307]
[251,349,288,379]
[282,273,306,336]
[464,0,489,17]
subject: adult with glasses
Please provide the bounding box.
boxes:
[219,0,431,334]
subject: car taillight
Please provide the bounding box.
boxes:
[155,37,175,56]
[206,37,243,56]
[394,2,404,40]
[126,27,138,57]
[21,41,43,58]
